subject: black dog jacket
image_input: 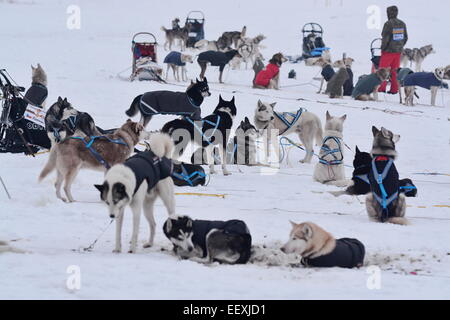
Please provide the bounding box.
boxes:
[124,150,173,194]
[192,219,252,262]
[302,238,365,268]
[140,91,201,120]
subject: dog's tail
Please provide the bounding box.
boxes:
[38,147,57,182]
[387,217,409,225]
[161,26,167,33]
[314,116,323,146]
[148,132,174,159]
[125,95,142,117]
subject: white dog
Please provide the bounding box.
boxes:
[94,133,175,253]
[313,111,348,186]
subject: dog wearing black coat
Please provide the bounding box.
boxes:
[163,215,252,264]
[161,95,237,176]
[125,78,211,127]
[197,50,241,83]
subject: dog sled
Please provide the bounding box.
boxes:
[301,23,330,62]
[370,38,382,73]
[0,69,50,155]
[130,32,164,82]
[185,11,205,48]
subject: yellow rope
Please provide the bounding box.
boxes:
[407,204,450,209]
[30,150,50,156]
[175,192,226,199]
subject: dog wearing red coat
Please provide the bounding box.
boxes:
[253,53,287,90]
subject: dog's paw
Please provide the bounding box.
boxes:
[143,242,153,248]
[112,249,121,253]
[223,171,231,176]
[128,249,136,254]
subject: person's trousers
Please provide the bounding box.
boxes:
[378,51,401,93]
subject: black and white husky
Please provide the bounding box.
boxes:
[94,133,175,253]
[125,78,211,127]
[162,95,237,175]
[163,215,252,264]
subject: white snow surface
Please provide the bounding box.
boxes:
[1,0,449,299]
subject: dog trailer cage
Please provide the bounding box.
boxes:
[301,22,329,60]
[370,38,382,73]
[131,32,163,81]
[185,11,205,48]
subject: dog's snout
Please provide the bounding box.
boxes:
[270,116,274,120]
[188,246,194,252]
[109,214,115,218]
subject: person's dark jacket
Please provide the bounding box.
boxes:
[381,6,408,53]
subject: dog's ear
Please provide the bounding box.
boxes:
[289,220,297,228]
[326,111,331,121]
[231,96,235,103]
[57,96,63,103]
[355,146,361,154]
[244,117,249,123]
[380,127,391,139]
[393,134,400,143]
[340,114,347,122]
[196,78,199,83]
[94,184,104,193]
[270,102,276,109]
[257,100,263,107]
[37,63,42,69]
[31,64,35,70]
[372,126,379,137]
[95,182,109,201]
[219,94,223,102]
[203,77,207,83]
[302,224,313,239]
[63,97,68,104]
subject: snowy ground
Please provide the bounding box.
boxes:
[1,0,449,299]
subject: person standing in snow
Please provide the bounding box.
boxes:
[378,5,408,94]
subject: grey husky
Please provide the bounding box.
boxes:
[401,45,435,72]
[365,126,407,225]
[254,100,322,163]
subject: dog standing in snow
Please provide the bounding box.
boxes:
[163,51,193,82]
[95,133,175,253]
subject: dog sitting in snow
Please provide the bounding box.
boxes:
[95,133,175,253]
[281,221,365,268]
[313,111,348,186]
[351,67,390,101]
[163,215,252,264]
[253,53,287,89]
[365,126,408,225]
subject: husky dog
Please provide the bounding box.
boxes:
[444,65,450,80]
[219,26,247,49]
[227,117,259,165]
[161,21,190,51]
[39,120,146,202]
[162,95,237,175]
[253,53,288,90]
[366,126,407,225]
[326,66,349,98]
[24,64,48,107]
[281,221,365,268]
[163,215,252,264]
[313,111,348,186]
[352,67,391,101]
[331,146,417,197]
[403,68,448,106]
[95,133,175,253]
[44,97,101,145]
[333,56,354,96]
[0,240,27,254]
[197,50,242,83]
[253,100,322,163]
[401,45,435,72]
[194,39,221,52]
[396,67,414,104]
[313,57,334,94]
[126,78,211,127]
[235,34,266,69]
[163,51,193,82]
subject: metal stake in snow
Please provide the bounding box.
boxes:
[0,175,11,200]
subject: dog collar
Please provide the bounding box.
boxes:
[187,96,200,108]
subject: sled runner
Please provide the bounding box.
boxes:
[131,32,164,82]
[301,23,330,61]
[0,69,50,155]
[370,38,382,73]
[185,11,205,48]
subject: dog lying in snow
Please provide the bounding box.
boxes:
[281,221,365,268]
[163,215,252,264]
